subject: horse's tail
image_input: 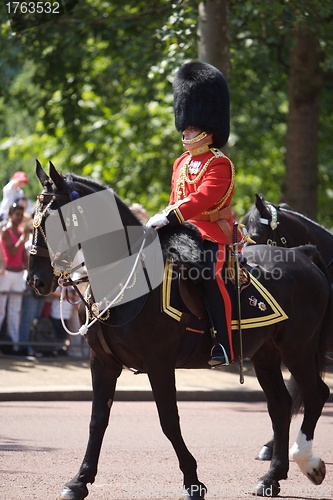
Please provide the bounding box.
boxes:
[288,244,332,416]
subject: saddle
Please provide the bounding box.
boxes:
[178,254,251,320]
[159,222,288,366]
[162,257,288,367]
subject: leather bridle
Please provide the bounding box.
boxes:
[258,203,288,247]
[31,192,68,254]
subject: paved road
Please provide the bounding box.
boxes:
[1,401,332,500]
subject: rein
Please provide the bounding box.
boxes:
[31,193,69,257]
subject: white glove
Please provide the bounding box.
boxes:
[146,213,169,229]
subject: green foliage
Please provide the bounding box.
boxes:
[0,0,202,211]
[228,0,333,224]
[0,0,332,226]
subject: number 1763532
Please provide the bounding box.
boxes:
[5,2,61,15]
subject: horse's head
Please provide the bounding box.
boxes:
[242,194,292,247]
[27,160,77,295]
[28,160,143,296]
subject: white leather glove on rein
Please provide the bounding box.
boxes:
[146,213,169,229]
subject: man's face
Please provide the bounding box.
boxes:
[182,127,202,141]
[181,128,213,151]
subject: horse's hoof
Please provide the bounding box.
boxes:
[255,480,280,497]
[56,485,88,500]
[183,482,207,499]
[256,445,273,461]
[307,459,326,485]
[56,488,76,500]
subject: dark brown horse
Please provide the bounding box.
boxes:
[243,193,333,461]
[28,162,331,499]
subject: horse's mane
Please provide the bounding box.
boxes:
[63,173,204,267]
[278,206,333,237]
[246,199,332,237]
[64,173,142,226]
[65,173,108,193]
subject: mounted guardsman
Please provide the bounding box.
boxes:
[28,160,331,498]
[147,61,236,367]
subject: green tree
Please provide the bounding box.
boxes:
[0,0,199,210]
[1,0,332,227]
[228,0,333,225]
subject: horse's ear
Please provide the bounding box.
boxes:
[49,161,68,193]
[36,159,50,186]
[255,194,267,216]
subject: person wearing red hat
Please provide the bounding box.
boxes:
[147,61,236,366]
[0,171,28,222]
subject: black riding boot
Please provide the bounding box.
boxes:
[202,241,232,367]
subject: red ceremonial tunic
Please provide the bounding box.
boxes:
[164,147,235,243]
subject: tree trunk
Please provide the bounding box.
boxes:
[198,0,230,78]
[198,0,230,156]
[283,32,322,218]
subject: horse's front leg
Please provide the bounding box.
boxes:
[256,377,297,462]
[57,352,122,500]
[252,348,292,497]
[147,360,206,500]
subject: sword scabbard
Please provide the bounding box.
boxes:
[233,222,244,384]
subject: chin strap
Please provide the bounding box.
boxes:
[182,131,208,145]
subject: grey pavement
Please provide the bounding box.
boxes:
[1,354,333,402]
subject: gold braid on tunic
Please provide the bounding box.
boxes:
[175,148,235,215]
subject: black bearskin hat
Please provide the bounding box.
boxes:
[173,61,230,148]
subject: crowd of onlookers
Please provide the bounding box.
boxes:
[0,171,89,359]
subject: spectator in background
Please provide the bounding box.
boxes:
[0,234,5,275]
[49,286,75,356]
[0,203,29,353]
[19,223,45,357]
[0,171,29,222]
[15,195,32,229]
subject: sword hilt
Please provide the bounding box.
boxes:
[233,221,239,246]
